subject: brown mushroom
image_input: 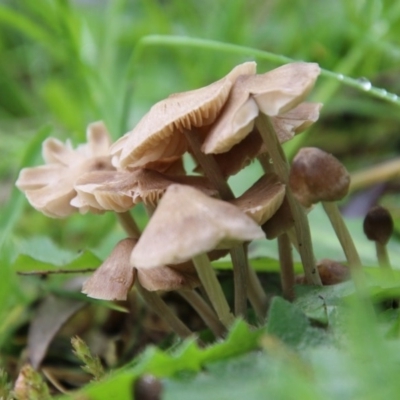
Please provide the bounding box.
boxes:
[130,184,264,327]
[289,147,362,272]
[363,205,394,270]
[229,173,285,225]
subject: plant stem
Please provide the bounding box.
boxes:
[321,202,362,270]
[278,233,295,301]
[192,253,235,328]
[115,211,141,239]
[350,158,400,193]
[136,282,193,339]
[255,113,321,286]
[246,267,268,322]
[178,289,226,337]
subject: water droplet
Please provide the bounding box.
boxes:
[379,89,387,96]
[357,77,372,91]
[388,93,399,101]
[337,74,344,81]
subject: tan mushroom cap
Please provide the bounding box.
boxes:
[271,102,322,143]
[229,173,285,225]
[130,184,265,268]
[202,64,321,155]
[137,261,200,292]
[247,62,321,116]
[289,147,350,208]
[202,75,259,154]
[82,238,137,301]
[111,62,257,169]
[16,121,114,218]
[262,196,294,239]
[72,169,218,213]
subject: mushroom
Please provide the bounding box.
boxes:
[229,173,285,225]
[289,147,362,272]
[83,238,223,337]
[82,238,137,301]
[130,184,265,327]
[363,205,394,270]
[72,169,218,213]
[110,62,257,170]
[16,121,114,218]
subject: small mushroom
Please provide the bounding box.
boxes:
[229,173,285,225]
[289,147,362,271]
[72,169,218,213]
[82,238,137,301]
[111,62,256,169]
[363,205,394,270]
[131,184,264,327]
[16,121,114,218]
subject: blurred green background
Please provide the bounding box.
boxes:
[1,0,400,395]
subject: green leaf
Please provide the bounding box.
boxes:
[12,236,101,272]
[267,297,328,348]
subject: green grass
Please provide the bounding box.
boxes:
[1,0,400,398]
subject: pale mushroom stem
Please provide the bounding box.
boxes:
[278,233,295,301]
[376,242,392,270]
[115,211,141,239]
[191,253,235,328]
[183,128,249,317]
[321,202,362,270]
[178,289,226,337]
[255,113,322,286]
[136,282,194,339]
[246,267,269,322]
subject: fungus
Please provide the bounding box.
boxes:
[72,169,217,213]
[111,62,256,169]
[289,147,362,271]
[16,121,114,218]
[229,173,285,225]
[130,184,265,327]
[363,205,394,269]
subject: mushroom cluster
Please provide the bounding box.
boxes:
[18,60,382,338]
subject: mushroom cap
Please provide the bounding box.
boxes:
[130,184,265,268]
[16,121,114,218]
[202,65,321,156]
[82,238,137,301]
[111,62,257,169]
[72,169,218,213]
[202,75,259,154]
[137,261,200,292]
[229,173,285,225]
[262,196,294,239]
[289,147,350,207]
[272,102,322,143]
[363,205,394,245]
[247,62,321,116]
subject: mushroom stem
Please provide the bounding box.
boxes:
[183,129,234,200]
[115,211,141,239]
[255,113,321,286]
[230,244,249,317]
[178,289,226,337]
[191,253,235,328]
[246,267,268,322]
[321,201,362,270]
[136,282,194,339]
[278,233,295,301]
[183,128,260,319]
[376,243,392,269]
